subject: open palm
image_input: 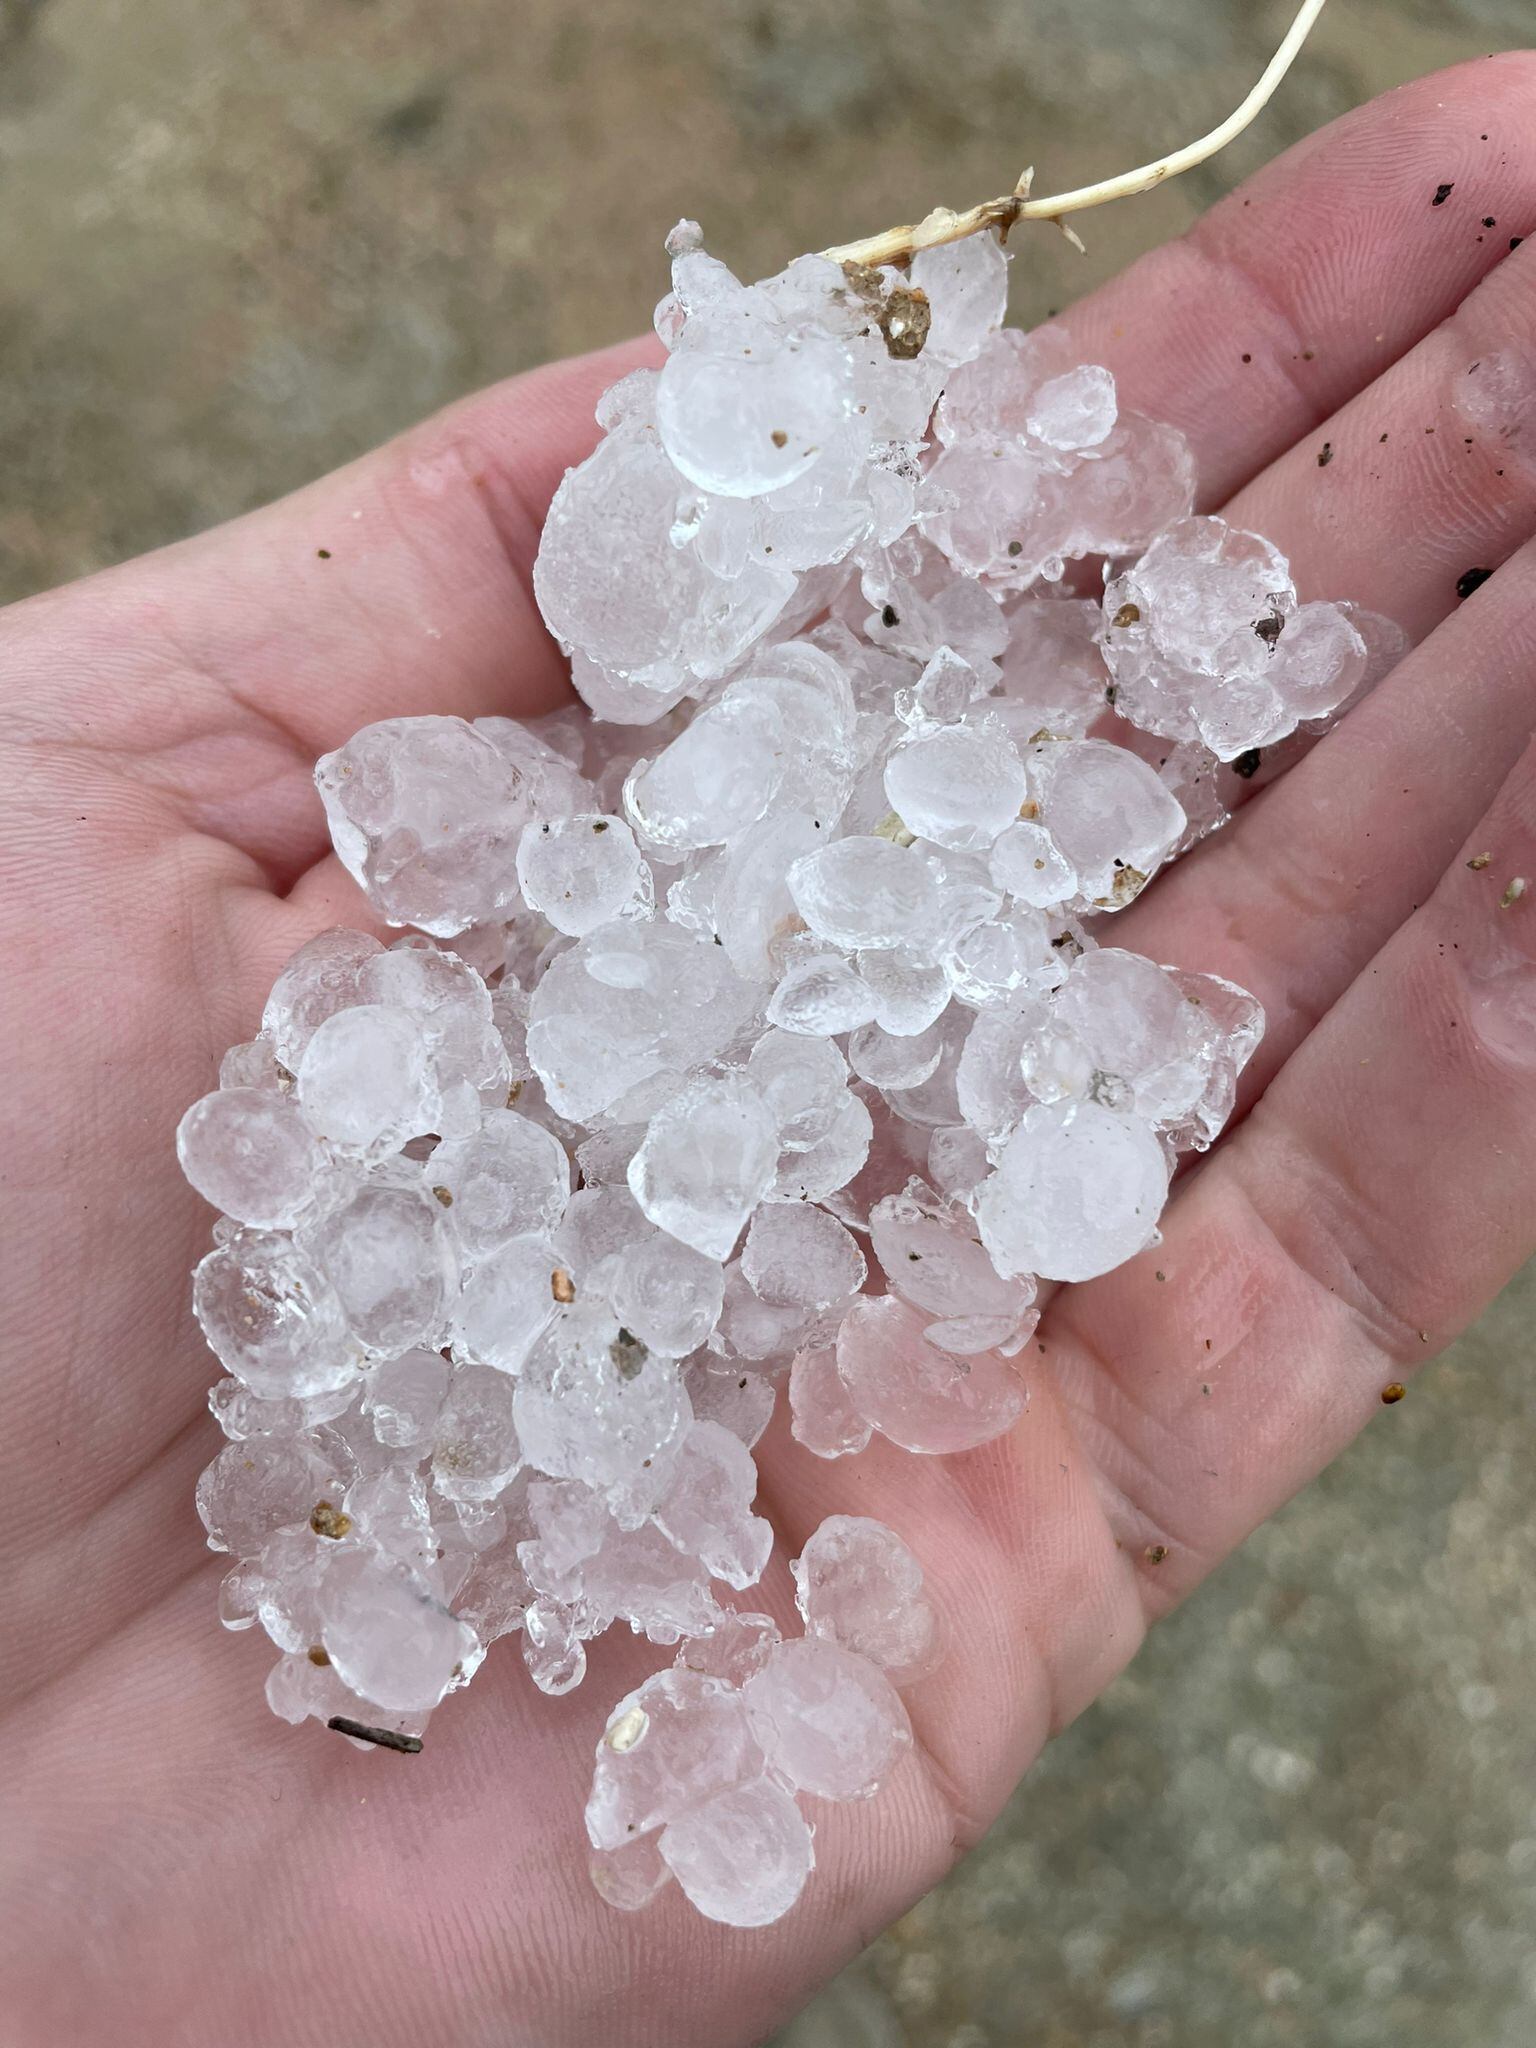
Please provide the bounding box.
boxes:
[5,58,1536,2048]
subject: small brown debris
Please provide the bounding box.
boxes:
[1316,441,1334,467]
[611,1327,647,1378]
[1467,852,1491,870]
[1432,182,1454,206]
[1154,1270,1167,1282]
[1457,566,1493,600]
[880,603,899,629]
[1231,749,1262,780]
[316,548,332,560]
[506,1080,523,1107]
[1380,1383,1406,1405]
[310,1501,352,1540]
[1499,876,1527,909]
[431,1184,453,1208]
[1144,1543,1170,1565]
[327,1716,423,1754]
[1254,611,1284,650]
[1112,601,1141,628]
[1007,539,1023,557]
[551,1267,576,1304]
[770,429,788,449]
[307,1645,331,1667]
[880,284,931,360]
[1018,798,1040,820]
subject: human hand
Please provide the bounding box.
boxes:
[3,55,1535,2048]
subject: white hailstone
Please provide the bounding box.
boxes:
[789,1345,874,1460]
[586,1667,765,1851]
[609,1232,725,1357]
[653,1420,773,1590]
[362,1349,452,1450]
[743,1636,911,1800]
[307,1178,456,1356]
[515,815,649,936]
[792,1515,942,1683]
[1026,363,1117,451]
[193,1231,359,1400]
[177,1088,325,1231]
[835,1295,1026,1454]
[989,819,1077,909]
[883,720,1028,851]
[261,927,385,1070]
[787,836,940,952]
[316,715,531,935]
[319,1548,482,1712]
[627,1074,779,1260]
[741,1203,866,1310]
[179,219,1389,1931]
[1027,738,1186,905]
[295,1004,440,1156]
[428,1110,570,1257]
[430,1362,524,1504]
[659,1777,815,1928]
[976,1098,1169,1283]
[746,1029,850,1150]
[196,1428,355,1556]
[451,1232,560,1373]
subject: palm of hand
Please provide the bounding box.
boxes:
[5,60,1536,2048]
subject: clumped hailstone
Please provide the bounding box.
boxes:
[180,218,1395,1929]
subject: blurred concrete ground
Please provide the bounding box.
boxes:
[2,2,1533,2043]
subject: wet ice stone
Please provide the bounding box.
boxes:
[295,1004,439,1156]
[787,836,939,951]
[976,1098,1169,1282]
[743,1635,911,1800]
[177,1088,325,1231]
[883,719,1028,852]
[659,1776,815,1928]
[516,814,649,936]
[628,1074,779,1260]
[835,1294,1026,1454]
[792,1515,941,1683]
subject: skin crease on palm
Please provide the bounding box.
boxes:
[4,51,1536,2048]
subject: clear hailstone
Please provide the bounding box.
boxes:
[261,928,385,1070]
[787,835,939,952]
[675,1611,782,1686]
[609,1231,725,1357]
[976,1098,1169,1283]
[177,1088,325,1231]
[1052,411,1197,561]
[714,1263,817,1365]
[945,908,1057,1009]
[586,1667,764,1851]
[927,1122,990,1201]
[628,1074,778,1261]
[1264,600,1371,724]
[363,1348,452,1450]
[295,1004,439,1155]
[578,1519,717,1643]
[207,1375,353,1442]
[513,1306,692,1518]
[553,1185,653,1295]
[989,819,1078,909]
[904,645,979,724]
[933,323,1076,444]
[1026,364,1117,450]
[910,229,1009,366]
[835,1294,1025,1454]
[451,1233,559,1373]
[316,715,531,935]
[356,940,505,1099]
[790,1344,873,1459]
[883,720,1027,852]
[856,946,951,1037]
[523,1596,587,1695]
[193,1231,359,1399]
[869,1180,1035,1351]
[747,1029,850,1150]
[319,1547,482,1712]
[772,1088,873,1204]
[431,1361,524,1504]
[1100,516,1306,758]
[626,697,785,852]
[218,1035,287,1093]
[792,1516,942,1684]
[847,1017,945,1091]
[743,1636,911,1801]
[515,815,648,936]
[1027,738,1186,906]
[195,1428,355,1556]
[713,811,825,980]
[452,1539,533,1645]
[659,1777,815,1928]
[954,987,1047,1144]
[767,951,879,1037]
[590,1834,672,1913]
[307,1178,456,1355]
[682,1360,777,1450]
[656,333,853,498]
[999,597,1112,737]
[429,1109,570,1257]
[741,1203,866,1309]
[653,1420,773,1589]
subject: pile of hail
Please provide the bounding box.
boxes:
[179,221,1398,1930]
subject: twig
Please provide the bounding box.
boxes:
[820,0,1328,269]
[327,1715,424,1754]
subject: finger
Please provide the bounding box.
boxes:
[1061,52,1536,507]
[1049,723,1536,1617]
[1113,536,1536,1113]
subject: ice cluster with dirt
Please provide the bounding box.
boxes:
[179,220,1395,1927]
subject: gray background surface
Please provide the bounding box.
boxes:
[3,3,1532,2043]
